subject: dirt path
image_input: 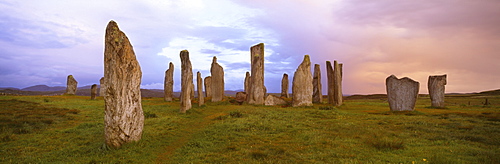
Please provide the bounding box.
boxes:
[155,107,235,162]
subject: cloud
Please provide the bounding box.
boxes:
[233,0,500,94]
[0,0,498,95]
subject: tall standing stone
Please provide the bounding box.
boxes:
[204,76,212,98]
[292,55,313,107]
[91,84,97,100]
[428,74,447,108]
[210,56,224,102]
[103,20,144,148]
[99,77,106,97]
[326,61,334,104]
[313,64,322,103]
[190,83,195,100]
[164,62,174,101]
[65,75,78,95]
[197,71,204,106]
[248,43,265,105]
[180,50,193,113]
[386,75,420,111]
[244,72,251,94]
[281,73,289,98]
[333,61,343,106]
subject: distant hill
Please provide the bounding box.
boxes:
[0,87,19,90]
[21,85,65,91]
[478,89,500,95]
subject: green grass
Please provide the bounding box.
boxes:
[0,94,499,163]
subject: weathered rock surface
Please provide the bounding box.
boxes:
[265,94,287,106]
[99,77,106,97]
[197,71,204,106]
[65,75,78,95]
[164,62,174,101]
[235,92,247,105]
[248,43,265,105]
[326,61,334,104]
[103,20,144,148]
[281,73,289,98]
[386,75,420,111]
[91,84,97,100]
[190,83,195,100]
[428,74,447,107]
[204,76,212,98]
[244,72,251,95]
[210,56,224,102]
[333,61,343,106]
[180,50,193,113]
[292,55,313,107]
[313,64,322,103]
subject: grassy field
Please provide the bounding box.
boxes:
[0,93,499,163]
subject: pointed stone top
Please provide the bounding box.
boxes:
[68,75,73,78]
[246,71,250,75]
[303,55,310,63]
[326,61,331,65]
[181,50,189,52]
[106,20,119,34]
[169,62,174,67]
[212,56,217,63]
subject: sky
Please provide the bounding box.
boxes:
[0,0,499,94]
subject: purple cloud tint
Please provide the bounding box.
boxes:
[0,0,498,94]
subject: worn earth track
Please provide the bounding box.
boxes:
[155,107,235,162]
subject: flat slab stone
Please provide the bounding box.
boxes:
[386,75,419,111]
[428,74,447,107]
[265,94,287,106]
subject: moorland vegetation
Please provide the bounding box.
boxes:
[0,92,499,163]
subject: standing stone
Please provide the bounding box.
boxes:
[90,84,97,100]
[386,75,420,111]
[164,62,174,101]
[99,77,106,97]
[292,55,313,107]
[197,71,204,106]
[235,92,247,105]
[281,73,289,98]
[333,61,343,106]
[103,20,144,148]
[248,43,265,105]
[210,56,224,102]
[190,83,195,100]
[65,75,78,95]
[180,50,193,113]
[326,61,334,104]
[244,72,251,94]
[428,74,447,108]
[265,95,288,106]
[313,64,322,103]
[204,76,212,98]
